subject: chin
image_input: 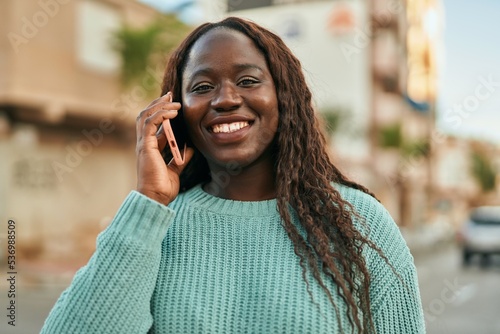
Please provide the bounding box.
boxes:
[207,149,260,168]
[209,153,250,168]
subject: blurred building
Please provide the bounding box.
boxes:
[434,136,500,226]
[0,0,161,265]
[368,0,444,228]
[433,136,477,227]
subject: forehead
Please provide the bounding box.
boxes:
[183,28,268,76]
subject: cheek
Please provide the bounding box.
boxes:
[260,114,280,147]
[180,108,201,147]
[181,97,206,129]
[182,113,202,146]
[261,98,280,130]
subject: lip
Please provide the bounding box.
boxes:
[205,114,255,130]
[204,114,255,144]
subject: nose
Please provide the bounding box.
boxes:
[211,82,242,112]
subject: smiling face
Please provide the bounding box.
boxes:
[181,28,279,172]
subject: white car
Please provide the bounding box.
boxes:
[459,206,500,266]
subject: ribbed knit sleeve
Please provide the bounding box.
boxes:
[41,191,175,334]
[334,184,426,334]
[373,264,426,334]
[365,204,426,334]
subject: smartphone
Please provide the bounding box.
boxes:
[162,94,187,165]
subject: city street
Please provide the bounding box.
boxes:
[1,282,66,334]
[415,243,500,334]
[1,243,499,333]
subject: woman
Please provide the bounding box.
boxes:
[42,17,425,333]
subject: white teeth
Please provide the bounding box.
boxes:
[212,121,249,133]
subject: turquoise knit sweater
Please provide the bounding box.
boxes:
[41,183,425,333]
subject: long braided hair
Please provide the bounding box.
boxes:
[161,17,388,334]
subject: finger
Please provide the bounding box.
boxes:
[147,91,184,114]
[168,146,195,175]
[136,93,181,133]
[156,125,168,152]
[144,91,174,108]
[136,102,181,135]
[148,98,181,114]
[141,109,179,139]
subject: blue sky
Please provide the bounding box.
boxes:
[139,0,202,24]
[438,0,500,143]
[141,0,500,143]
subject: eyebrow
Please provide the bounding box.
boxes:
[234,63,264,73]
[189,63,265,79]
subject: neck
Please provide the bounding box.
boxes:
[203,158,276,201]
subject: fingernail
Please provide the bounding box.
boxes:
[165,92,173,102]
[162,108,177,113]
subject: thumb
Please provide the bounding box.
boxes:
[168,146,195,175]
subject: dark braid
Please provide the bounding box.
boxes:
[161,17,393,334]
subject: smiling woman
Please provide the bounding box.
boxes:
[180,28,279,200]
[41,17,425,334]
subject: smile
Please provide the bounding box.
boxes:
[211,121,250,134]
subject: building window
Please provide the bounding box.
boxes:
[12,158,57,190]
[76,1,121,74]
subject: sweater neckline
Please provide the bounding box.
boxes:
[183,184,279,217]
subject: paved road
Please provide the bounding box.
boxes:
[0,282,67,334]
[415,243,500,334]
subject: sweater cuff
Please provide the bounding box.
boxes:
[103,190,176,245]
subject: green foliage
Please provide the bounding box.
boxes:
[402,140,430,158]
[378,122,429,158]
[378,123,402,148]
[112,15,191,94]
[320,107,350,136]
[471,151,497,192]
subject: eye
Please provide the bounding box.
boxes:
[238,77,259,86]
[192,83,213,93]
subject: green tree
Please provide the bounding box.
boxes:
[471,150,497,192]
[378,122,429,157]
[319,107,351,136]
[112,15,191,96]
[378,123,402,148]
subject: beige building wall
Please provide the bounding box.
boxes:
[1,127,136,263]
[1,0,160,124]
[0,0,162,266]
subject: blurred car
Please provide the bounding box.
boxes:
[458,206,500,266]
